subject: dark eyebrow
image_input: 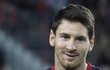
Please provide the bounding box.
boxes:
[59,33,70,36]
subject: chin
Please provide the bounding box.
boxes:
[64,64,77,69]
[63,60,76,68]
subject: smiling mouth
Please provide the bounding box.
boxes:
[66,54,78,57]
[65,53,79,57]
[63,53,79,61]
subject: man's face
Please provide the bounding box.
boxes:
[49,19,94,69]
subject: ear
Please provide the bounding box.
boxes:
[89,35,95,52]
[49,30,55,47]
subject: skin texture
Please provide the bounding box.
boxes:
[49,19,94,70]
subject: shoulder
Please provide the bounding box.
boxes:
[91,64,102,70]
[46,66,54,70]
[92,66,102,70]
[87,63,102,70]
[47,67,51,70]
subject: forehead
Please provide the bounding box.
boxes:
[56,19,88,36]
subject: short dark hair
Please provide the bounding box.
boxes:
[51,4,95,39]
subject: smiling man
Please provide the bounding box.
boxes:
[48,4,101,70]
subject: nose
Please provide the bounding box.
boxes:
[66,40,77,51]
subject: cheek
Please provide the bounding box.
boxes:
[55,39,66,48]
[77,43,90,53]
[55,41,64,60]
[55,39,66,57]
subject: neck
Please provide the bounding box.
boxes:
[55,54,87,70]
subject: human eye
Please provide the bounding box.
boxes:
[60,34,70,40]
[75,36,86,42]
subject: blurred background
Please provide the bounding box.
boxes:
[0,0,110,70]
